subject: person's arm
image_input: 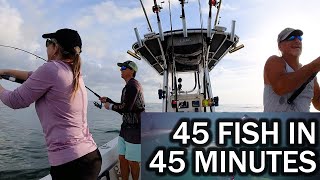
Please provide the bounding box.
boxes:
[312,78,320,110]
[0,63,55,109]
[101,97,123,114]
[0,84,5,94]
[0,69,31,80]
[99,96,119,105]
[111,84,138,113]
[264,55,320,96]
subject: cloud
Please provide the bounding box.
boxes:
[0,0,23,45]
[221,3,238,11]
[2,0,320,106]
[75,1,143,29]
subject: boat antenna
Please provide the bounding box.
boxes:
[0,44,101,100]
[179,0,188,37]
[0,44,47,62]
[138,0,153,32]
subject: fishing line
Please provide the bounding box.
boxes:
[0,44,47,62]
[0,44,102,100]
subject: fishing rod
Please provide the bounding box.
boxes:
[0,73,99,94]
[0,44,104,108]
[86,86,101,98]
[287,73,317,104]
[197,0,205,63]
[179,0,188,37]
[0,75,25,84]
[1,73,105,109]
[214,0,222,26]
[85,86,104,109]
[153,0,164,41]
[139,0,153,32]
[207,0,217,38]
[167,0,178,112]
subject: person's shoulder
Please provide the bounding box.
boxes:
[128,78,138,84]
[36,61,59,73]
[29,61,59,80]
[127,78,142,88]
[267,55,283,62]
[265,55,285,67]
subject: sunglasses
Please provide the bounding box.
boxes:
[120,66,132,71]
[45,39,57,47]
[285,35,302,42]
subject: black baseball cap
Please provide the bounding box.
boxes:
[42,28,82,53]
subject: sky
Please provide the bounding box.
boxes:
[0,0,320,109]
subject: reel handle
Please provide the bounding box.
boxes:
[0,75,25,84]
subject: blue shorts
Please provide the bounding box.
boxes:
[118,136,141,162]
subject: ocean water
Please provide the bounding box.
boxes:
[0,103,262,180]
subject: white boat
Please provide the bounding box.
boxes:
[130,0,242,113]
[40,0,242,179]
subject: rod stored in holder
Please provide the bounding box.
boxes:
[134,28,142,47]
[180,0,188,37]
[127,50,141,60]
[153,0,164,41]
[230,20,236,41]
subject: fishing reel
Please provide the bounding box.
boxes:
[152,1,164,13]
[93,101,103,109]
[93,97,113,109]
[152,5,162,13]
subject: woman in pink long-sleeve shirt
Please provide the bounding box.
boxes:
[0,28,101,179]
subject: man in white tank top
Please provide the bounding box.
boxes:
[263,28,320,112]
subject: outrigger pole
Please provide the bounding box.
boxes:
[179,0,188,37]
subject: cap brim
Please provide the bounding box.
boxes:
[117,63,125,67]
[290,29,303,36]
[42,33,56,39]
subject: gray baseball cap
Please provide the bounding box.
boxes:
[277,28,303,43]
[117,60,138,72]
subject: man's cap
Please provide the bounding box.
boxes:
[117,60,138,72]
[42,28,82,53]
[277,28,303,43]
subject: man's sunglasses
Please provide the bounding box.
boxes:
[285,35,302,42]
[120,66,132,71]
[46,39,57,47]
